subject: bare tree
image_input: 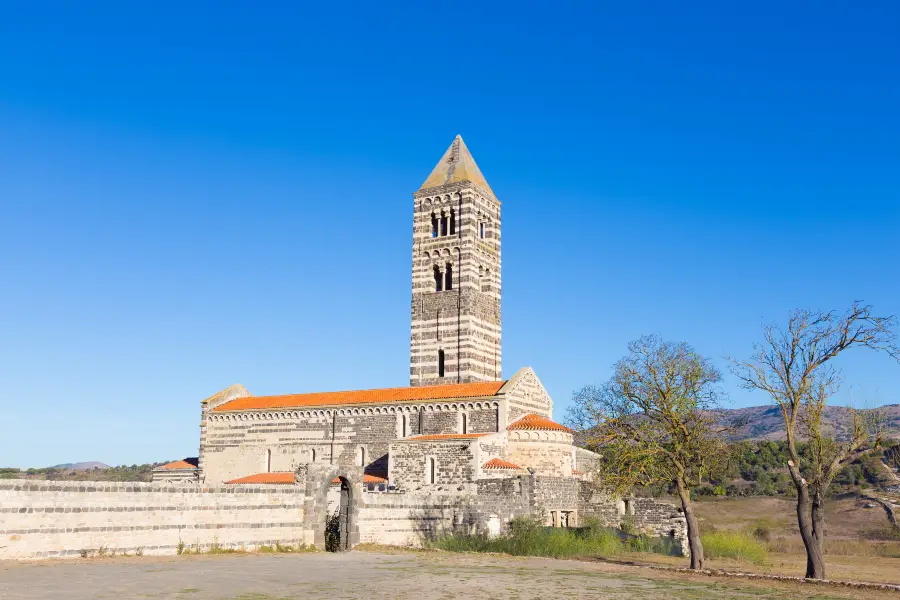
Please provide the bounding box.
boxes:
[731,302,898,580]
[568,335,726,570]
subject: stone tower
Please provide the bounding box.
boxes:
[410,135,501,386]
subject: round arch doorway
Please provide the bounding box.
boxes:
[325,477,353,552]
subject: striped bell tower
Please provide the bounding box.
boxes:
[409,135,501,386]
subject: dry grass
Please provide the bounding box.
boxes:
[625,495,900,584]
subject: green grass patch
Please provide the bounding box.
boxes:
[701,530,768,565]
[431,516,679,559]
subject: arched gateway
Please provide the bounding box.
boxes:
[301,465,362,552]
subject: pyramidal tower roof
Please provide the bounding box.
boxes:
[418,135,494,196]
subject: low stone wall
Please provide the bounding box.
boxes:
[0,480,308,559]
[578,484,688,555]
[359,478,532,546]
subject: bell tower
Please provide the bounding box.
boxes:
[410,135,501,386]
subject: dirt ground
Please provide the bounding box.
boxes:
[1,551,897,600]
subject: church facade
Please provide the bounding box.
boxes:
[152,136,687,550]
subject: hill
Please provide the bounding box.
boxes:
[48,461,110,470]
[712,404,900,442]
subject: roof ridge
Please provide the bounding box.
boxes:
[213,380,507,412]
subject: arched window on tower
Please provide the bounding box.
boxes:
[359,446,366,467]
[431,212,438,238]
[479,222,485,239]
[310,448,316,463]
[461,412,468,434]
[434,265,443,292]
[265,449,272,473]
[445,262,453,291]
[449,209,456,235]
[438,349,445,378]
[440,212,448,237]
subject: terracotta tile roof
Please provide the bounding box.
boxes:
[405,433,489,441]
[482,458,522,470]
[213,380,505,412]
[507,414,574,433]
[225,472,295,485]
[158,457,199,470]
[331,474,388,485]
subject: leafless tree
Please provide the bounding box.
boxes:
[568,335,727,570]
[731,302,898,580]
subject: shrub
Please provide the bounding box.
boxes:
[432,517,679,560]
[701,531,768,565]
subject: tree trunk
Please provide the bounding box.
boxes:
[676,478,704,570]
[807,490,827,579]
[794,482,826,579]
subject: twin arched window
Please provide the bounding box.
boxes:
[431,209,456,238]
[433,263,453,292]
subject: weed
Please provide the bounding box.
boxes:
[701,531,768,565]
[431,516,678,560]
[177,540,185,555]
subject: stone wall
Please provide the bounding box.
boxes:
[0,479,308,560]
[389,440,476,490]
[577,483,688,555]
[502,369,553,419]
[359,477,531,546]
[507,434,574,477]
[202,401,504,485]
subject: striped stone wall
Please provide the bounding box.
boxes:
[410,181,501,386]
[201,400,503,485]
[0,480,308,560]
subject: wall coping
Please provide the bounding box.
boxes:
[0,479,302,495]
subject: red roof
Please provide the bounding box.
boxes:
[158,457,199,470]
[507,414,573,433]
[213,381,505,412]
[405,433,488,441]
[331,474,388,484]
[225,472,295,485]
[482,458,522,470]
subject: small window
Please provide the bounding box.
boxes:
[310,448,316,463]
[360,446,366,467]
[438,350,445,378]
[402,414,408,437]
[431,212,438,238]
[479,222,485,239]
[434,265,443,292]
[461,413,467,434]
[449,209,456,235]
[427,457,436,484]
[445,262,453,291]
[440,213,448,236]
[265,449,272,473]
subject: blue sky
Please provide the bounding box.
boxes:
[1,2,898,468]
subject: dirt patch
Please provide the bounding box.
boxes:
[1,551,897,600]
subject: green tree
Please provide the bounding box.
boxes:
[568,335,727,570]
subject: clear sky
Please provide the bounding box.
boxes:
[1,2,898,468]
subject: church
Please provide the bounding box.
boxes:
[152,136,687,549]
